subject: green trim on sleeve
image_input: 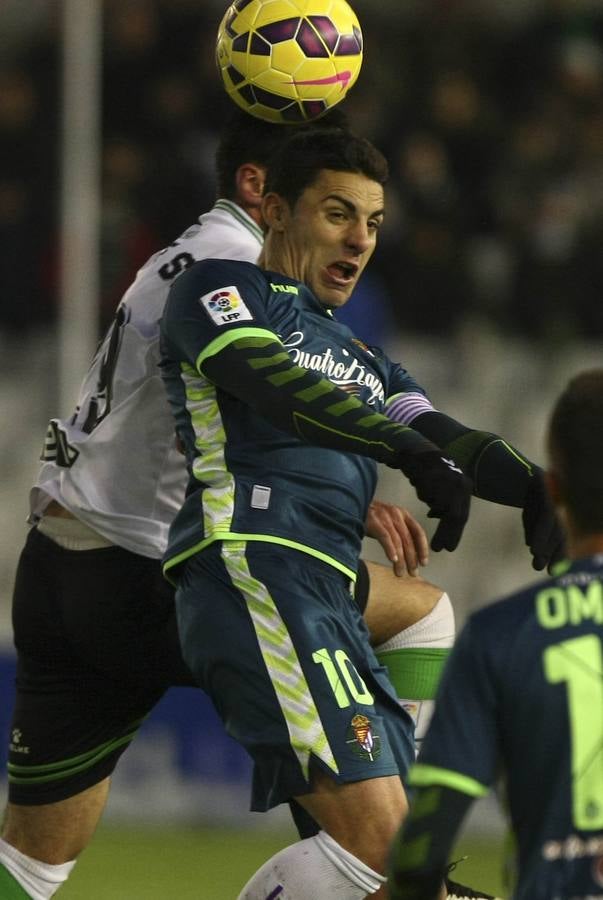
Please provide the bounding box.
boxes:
[358,413,388,428]
[291,410,400,455]
[268,368,308,386]
[294,380,336,402]
[248,351,291,370]
[326,396,364,416]
[195,328,276,371]
[408,763,489,798]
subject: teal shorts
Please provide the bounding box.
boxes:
[176,540,414,812]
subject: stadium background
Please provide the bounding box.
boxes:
[1,0,602,895]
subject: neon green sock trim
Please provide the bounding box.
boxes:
[0,864,31,899]
[376,647,449,700]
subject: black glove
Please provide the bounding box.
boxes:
[398,450,473,552]
[522,469,566,571]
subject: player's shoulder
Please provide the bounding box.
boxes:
[465,576,549,643]
[472,555,603,633]
[165,257,267,317]
[181,257,264,289]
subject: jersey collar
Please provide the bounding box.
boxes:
[214,199,264,246]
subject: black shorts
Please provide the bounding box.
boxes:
[7,526,195,805]
[354,557,369,614]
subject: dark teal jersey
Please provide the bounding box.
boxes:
[408,554,603,899]
[160,258,426,580]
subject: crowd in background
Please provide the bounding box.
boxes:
[2,0,603,344]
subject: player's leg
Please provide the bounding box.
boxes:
[2,781,109,863]
[1,523,193,898]
[239,770,409,899]
[359,560,455,754]
[176,541,417,900]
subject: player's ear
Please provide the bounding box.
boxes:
[236,163,266,209]
[261,192,288,232]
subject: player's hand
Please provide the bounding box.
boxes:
[364,501,429,577]
[398,450,473,552]
[522,469,566,571]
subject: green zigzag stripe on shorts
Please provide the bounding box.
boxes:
[221,540,338,780]
[0,864,31,899]
[376,647,450,700]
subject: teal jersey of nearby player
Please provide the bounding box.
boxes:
[160,257,426,581]
[410,554,603,899]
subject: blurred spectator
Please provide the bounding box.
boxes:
[99,137,161,331]
[0,68,55,332]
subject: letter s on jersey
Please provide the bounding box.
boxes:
[158,252,195,282]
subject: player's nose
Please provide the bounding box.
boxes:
[345,220,374,254]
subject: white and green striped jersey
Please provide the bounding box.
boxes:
[31,201,264,558]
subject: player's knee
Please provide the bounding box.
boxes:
[376,590,455,653]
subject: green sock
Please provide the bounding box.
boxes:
[377,646,451,754]
[0,864,31,899]
[376,646,449,700]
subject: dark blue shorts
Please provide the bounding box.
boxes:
[176,541,415,812]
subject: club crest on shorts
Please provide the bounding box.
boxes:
[346,714,381,761]
[199,285,254,325]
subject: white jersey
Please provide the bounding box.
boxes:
[31,200,264,557]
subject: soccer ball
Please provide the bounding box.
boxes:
[216,0,363,124]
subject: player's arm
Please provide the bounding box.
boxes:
[388,785,474,900]
[387,614,497,899]
[201,337,472,551]
[385,390,564,571]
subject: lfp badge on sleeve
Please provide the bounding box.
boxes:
[199,286,254,326]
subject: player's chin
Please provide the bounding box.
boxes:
[319,283,355,309]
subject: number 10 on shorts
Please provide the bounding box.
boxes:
[313,648,374,708]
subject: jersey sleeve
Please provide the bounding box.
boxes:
[383,360,436,424]
[388,784,474,900]
[160,260,443,467]
[161,258,276,368]
[377,349,538,507]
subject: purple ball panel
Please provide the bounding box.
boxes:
[297,20,329,58]
[308,16,338,52]
[257,18,300,44]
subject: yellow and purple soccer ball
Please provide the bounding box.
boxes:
[216,0,363,124]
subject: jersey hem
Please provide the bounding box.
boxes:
[163,532,357,584]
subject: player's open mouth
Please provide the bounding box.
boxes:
[326,261,358,285]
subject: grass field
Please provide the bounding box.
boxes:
[57,824,507,899]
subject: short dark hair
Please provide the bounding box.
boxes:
[263,127,389,208]
[548,368,603,532]
[215,106,350,199]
